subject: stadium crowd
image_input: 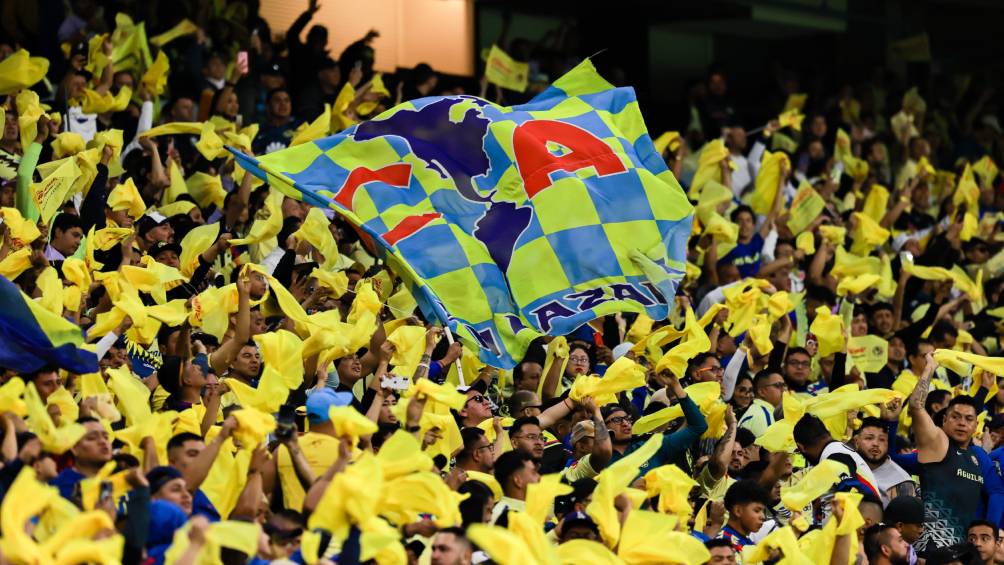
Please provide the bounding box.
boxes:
[0,0,1002,564]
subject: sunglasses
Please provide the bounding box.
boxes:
[467,394,488,405]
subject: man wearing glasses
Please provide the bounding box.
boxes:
[600,371,707,472]
[781,348,815,397]
[689,353,725,385]
[455,381,494,428]
[739,370,786,437]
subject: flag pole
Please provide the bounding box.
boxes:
[444,329,465,387]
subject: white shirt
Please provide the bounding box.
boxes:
[871,457,915,507]
[66,106,98,143]
[820,441,880,498]
[44,245,66,262]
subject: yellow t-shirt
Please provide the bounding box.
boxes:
[277,432,341,511]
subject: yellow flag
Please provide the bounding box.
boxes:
[846,335,888,373]
[784,93,808,112]
[186,172,226,209]
[386,325,427,376]
[0,49,49,95]
[780,459,848,511]
[861,184,890,223]
[849,211,890,255]
[141,50,170,97]
[655,308,710,377]
[150,18,198,47]
[653,131,682,155]
[810,306,844,357]
[485,44,529,93]
[786,182,825,234]
[290,104,331,147]
[52,132,86,158]
[32,156,81,225]
[777,109,805,131]
[690,139,730,197]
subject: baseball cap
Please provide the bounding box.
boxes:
[571,420,595,445]
[137,212,169,237]
[190,353,211,377]
[150,240,182,258]
[883,495,924,525]
[611,342,634,361]
[559,511,599,534]
[925,543,976,565]
[457,379,487,395]
[600,404,628,421]
[305,388,355,423]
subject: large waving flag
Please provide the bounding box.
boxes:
[0,276,98,374]
[233,60,693,368]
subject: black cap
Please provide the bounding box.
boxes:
[458,379,487,395]
[150,240,182,258]
[70,41,88,59]
[559,511,599,535]
[925,543,976,565]
[883,495,924,525]
[136,214,169,237]
[600,404,629,421]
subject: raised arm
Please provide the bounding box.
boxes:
[539,341,566,401]
[209,276,250,375]
[182,416,236,492]
[585,398,613,472]
[908,353,948,463]
[759,159,788,239]
[707,407,736,480]
[537,397,574,429]
[660,372,708,452]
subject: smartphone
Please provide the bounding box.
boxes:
[275,404,297,441]
[99,480,114,506]
[236,51,249,75]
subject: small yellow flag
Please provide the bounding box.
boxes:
[32,157,81,225]
[786,183,825,234]
[485,45,529,93]
[846,335,888,373]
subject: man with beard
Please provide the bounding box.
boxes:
[509,417,545,460]
[854,416,916,505]
[910,355,1004,551]
[864,524,912,565]
[794,414,881,508]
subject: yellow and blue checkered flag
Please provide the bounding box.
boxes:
[232,60,693,368]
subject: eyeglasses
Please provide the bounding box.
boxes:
[569,356,590,363]
[606,415,632,425]
[513,433,543,442]
[697,366,724,375]
[476,443,495,452]
[786,360,811,368]
[764,382,787,390]
[467,394,488,405]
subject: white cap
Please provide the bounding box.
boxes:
[612,341,634,361]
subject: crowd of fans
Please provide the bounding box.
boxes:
[0,0,1003,564]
